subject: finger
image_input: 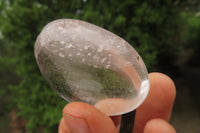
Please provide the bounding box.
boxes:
[134,72,176,133]
[59,102,118,133]
[59,117,71,133]
[144,118,176,133]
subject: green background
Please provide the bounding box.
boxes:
[0,0,199,132]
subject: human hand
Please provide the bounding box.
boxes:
[59,72,176,133]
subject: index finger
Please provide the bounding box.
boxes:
[133,72,176,133]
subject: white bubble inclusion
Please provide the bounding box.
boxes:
[87,53,91,56]
[59,53,64,58]
[76,52,81,56]
[101,58,107,63]
[84,45,89,50]
[105,65,111,68]
[82,58,86,62]
[98,47,103,52]
[60,41,65,44]
[67,44,73,48]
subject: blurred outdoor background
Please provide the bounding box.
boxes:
[0,0,199,133]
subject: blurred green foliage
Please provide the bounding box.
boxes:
[179,11,200,65]
[0,0,199,132]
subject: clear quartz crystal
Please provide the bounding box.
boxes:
[34,19,149,116]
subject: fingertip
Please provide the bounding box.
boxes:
[61,102,118,133]
[63,102,92,118]
[134,72,176,133]
[60,102,92,133]
[59,117,71,133]
[144,118,176,133]
[149,72,176,100]
[148,73,176,117]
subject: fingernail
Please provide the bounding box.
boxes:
[64,114,91,133]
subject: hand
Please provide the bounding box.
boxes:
[59,72,176,133]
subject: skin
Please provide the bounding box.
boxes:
[59,72,176,133]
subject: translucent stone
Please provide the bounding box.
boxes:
[34,19,149,116]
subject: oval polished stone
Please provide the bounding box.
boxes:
[34,19,149,116]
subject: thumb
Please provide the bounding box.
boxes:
[59,102,118,133]
[144,118,176,133]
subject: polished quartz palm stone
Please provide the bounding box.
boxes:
[34,19,149,116]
